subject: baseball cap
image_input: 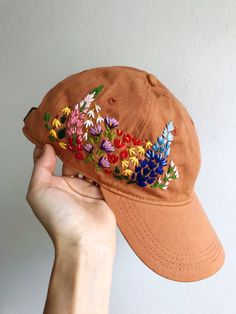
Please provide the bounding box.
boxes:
[22,65,225,282]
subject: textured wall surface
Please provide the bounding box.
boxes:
[0,0,235,313]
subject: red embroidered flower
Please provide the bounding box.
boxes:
[120,149,128,159]
[75,151,84,160]
[68,143,75,152]
[107,154,119,164]
[123,133,132,143]
[76,143,83,151]
[117,129,123,136]
[104,169,113,174]
[132,137,143,145]
[114,138,125,148]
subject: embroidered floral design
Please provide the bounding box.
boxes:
[43,85,179,189]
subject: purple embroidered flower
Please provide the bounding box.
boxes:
[84,143,93,153]
[98,156,110,168]
[104,116,119,129]
[89,124,102,136]
[100,139,114,152]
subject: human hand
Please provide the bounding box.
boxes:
[26,143,116,256]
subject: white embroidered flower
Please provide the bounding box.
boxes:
[96,115,104,123]
[84,119,93,128]
[87,109,95,118]
[95,103,101,112]
[74,104,79,111]
[83,132,88,141]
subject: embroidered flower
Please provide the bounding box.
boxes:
[121,159,129,168]
[59,142,67,149]
[62,106,71,116]
[129,156,139,166]
[84,143,94,153]
[90,125,102,136]
[49,129,57,138]
[100,140,114,152]
[104,116,119,128]
[98,156,110,168]
[84,119,93,128]
[96,115,104,123]
[117,129,123,136]
[108,154,119,164]
[132,137,143,145]
[95,104,101,112]
[123,169,133,176]
[128,147,136,156]
[43,84,178,191]
[114,139,125,149]
[52,118,61,128]
[145,140,152,148]
[87,109,95,118]
[123,134,132,143]
[137,146,145,154]
[120,149,128,159]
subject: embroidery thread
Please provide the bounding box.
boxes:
[43,85,179,189]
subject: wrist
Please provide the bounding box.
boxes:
[54,238,116,265]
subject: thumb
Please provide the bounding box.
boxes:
[28,144,56,192]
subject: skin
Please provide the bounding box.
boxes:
[26,143,116,314]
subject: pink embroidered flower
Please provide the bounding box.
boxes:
[66,105,84,137]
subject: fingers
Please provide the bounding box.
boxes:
[28,144,56,192]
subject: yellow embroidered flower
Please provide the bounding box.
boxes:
[62,106,71,115]
[121,159,129,168]
[145,140,152,148]
[128,147,136,156]
[129,156,139,166]
[59,142,67,149]
[52,118,61,128]
[123,169,132,176]
[137,146,145,155]
[49,129,57,138]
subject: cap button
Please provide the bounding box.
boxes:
[147,73,158,87]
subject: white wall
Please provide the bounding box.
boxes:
[0,0,236,313]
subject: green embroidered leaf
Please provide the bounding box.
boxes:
[114,166,120,174]
[172,174,177,179]
[60,115,67,123]
[151,182,160,188]
[57,128,66,139]
[127,180,136,184]
[113,174,122,180]
[96,149,104,156]
[44,123,51,130]
[94,135,100,143]
[48,134,56,142]
[88,136,95,144]
[43,112,51,123]
[90,85,104,97]
[72,134,77,146]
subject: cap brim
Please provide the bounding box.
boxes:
[100,187,225,282]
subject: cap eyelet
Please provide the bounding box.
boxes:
[108,97,117,104]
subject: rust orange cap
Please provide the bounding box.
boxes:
[22,65,225,282]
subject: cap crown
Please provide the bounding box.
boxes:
[23,66,201,204]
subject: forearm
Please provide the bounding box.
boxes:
[43,244,115,314]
